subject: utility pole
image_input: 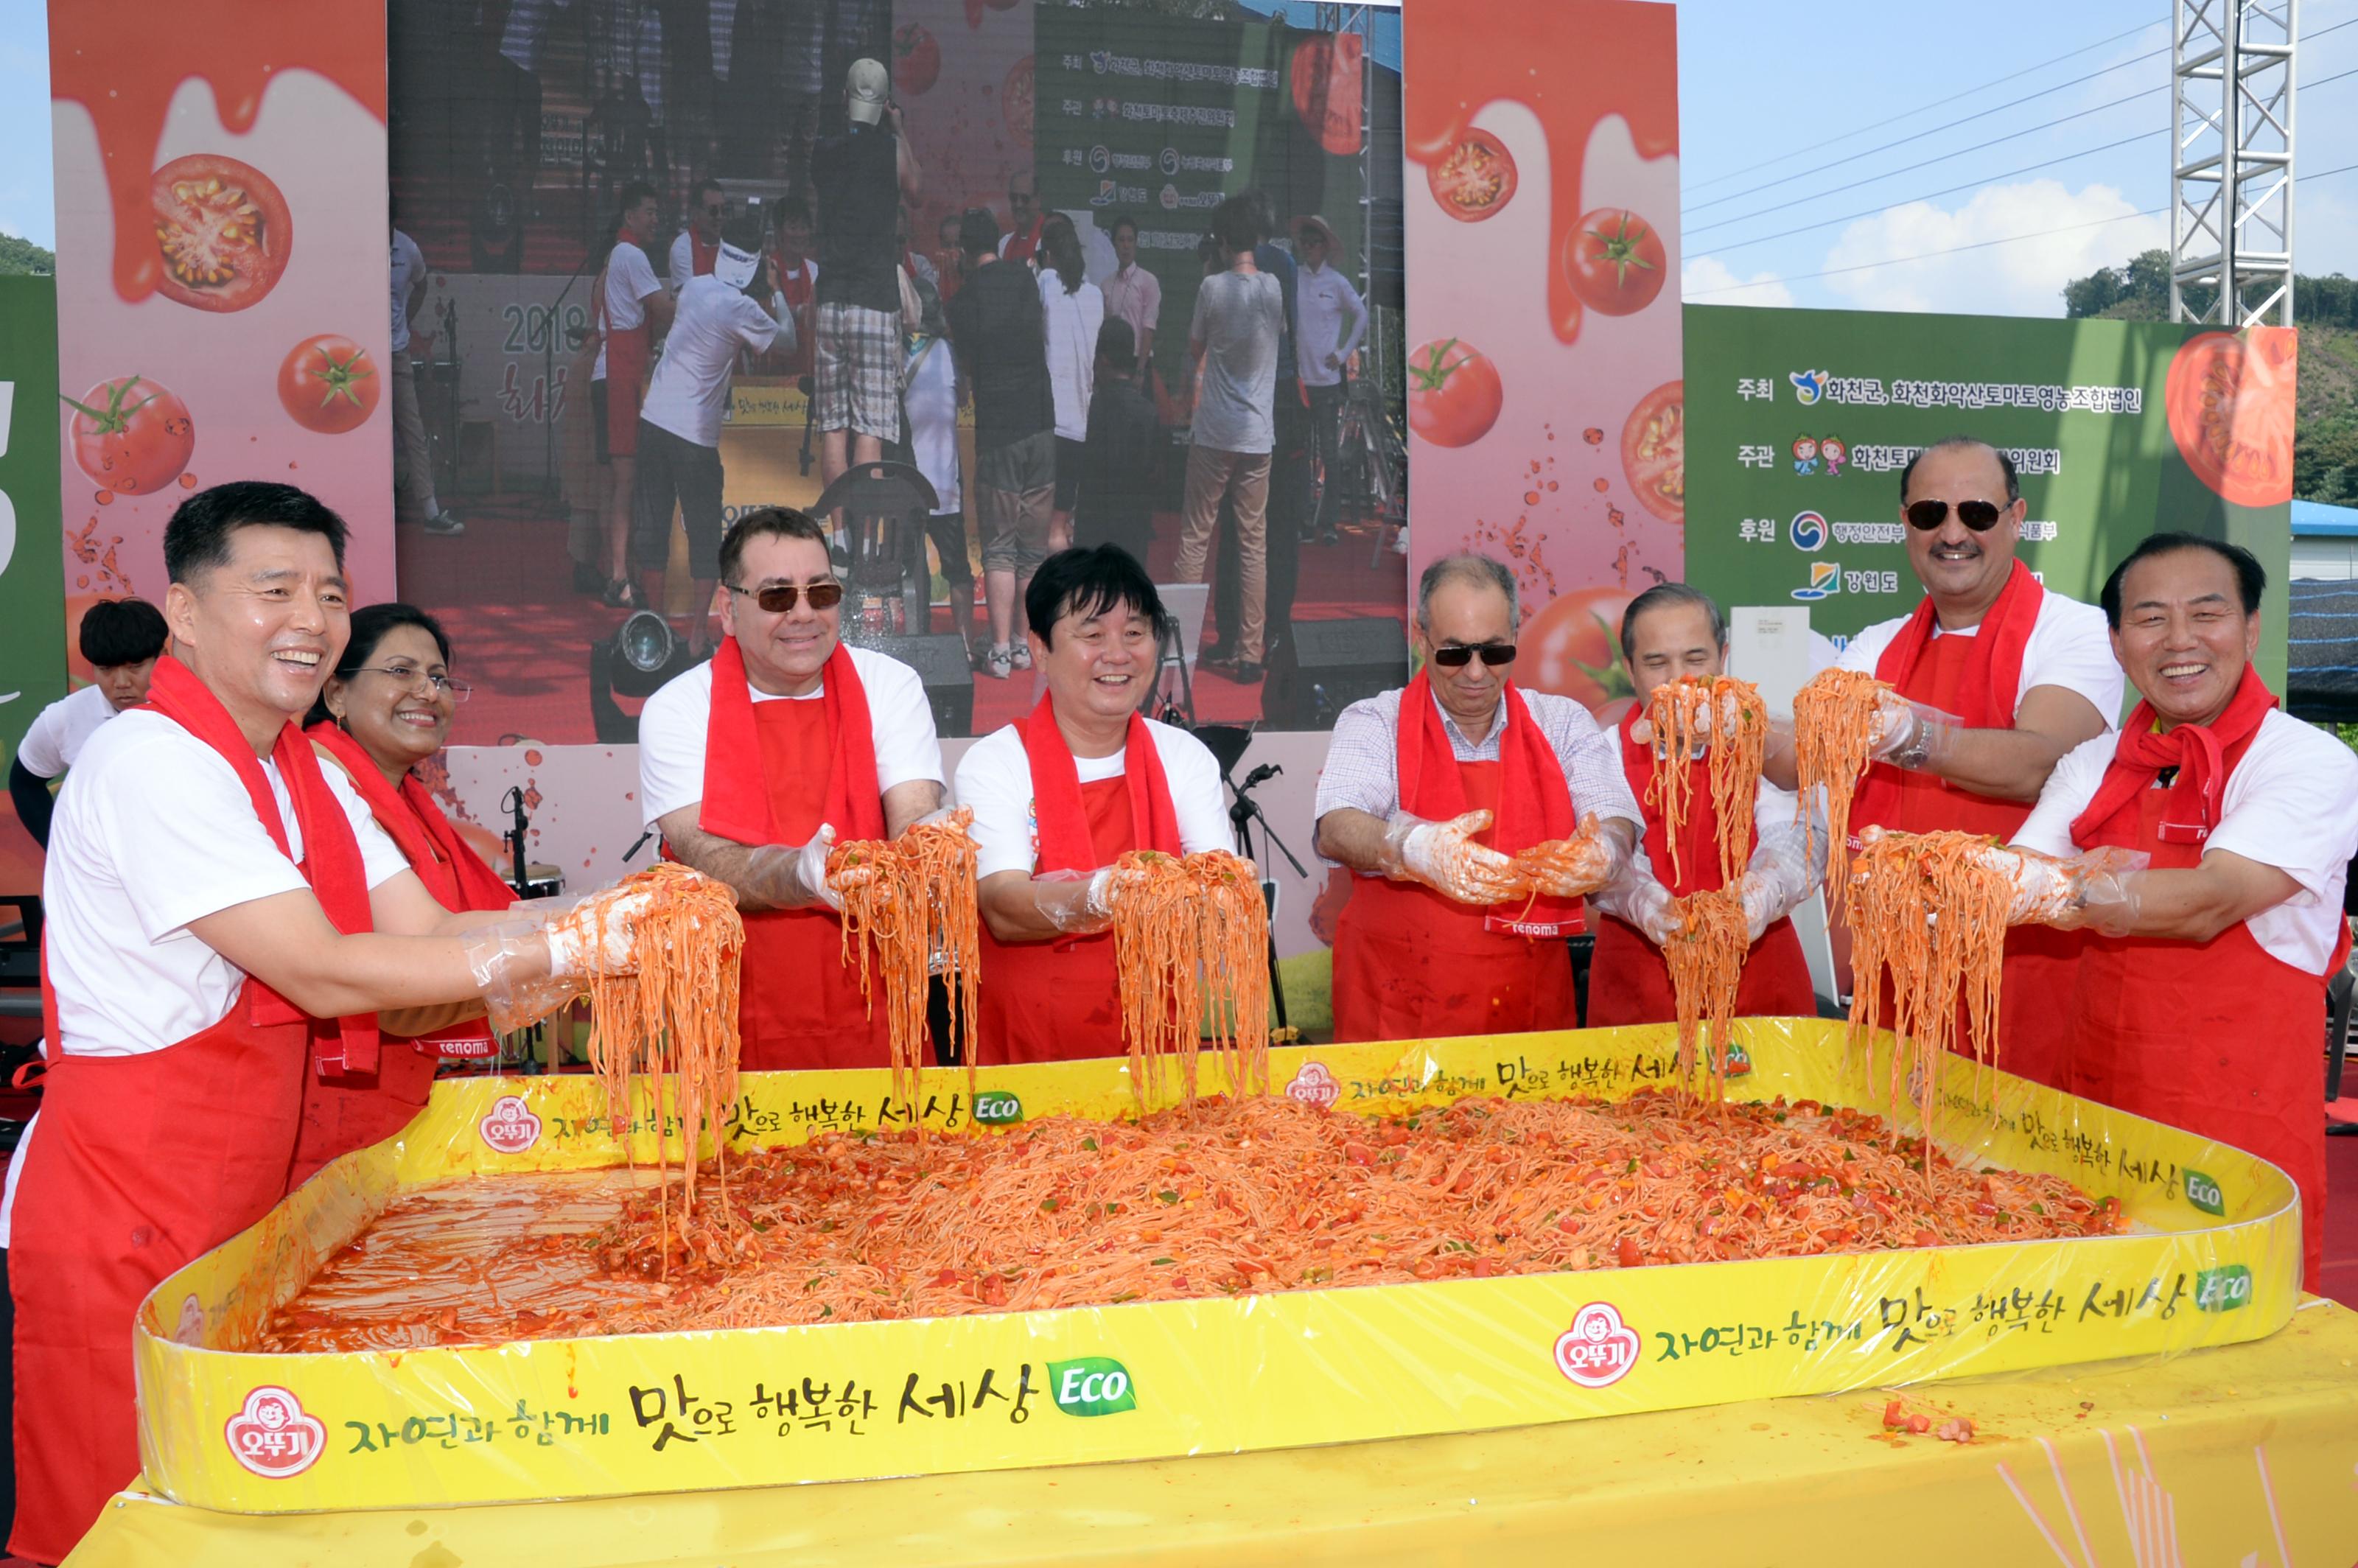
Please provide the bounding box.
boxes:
[2171,0,2297,325]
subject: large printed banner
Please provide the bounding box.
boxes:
[0,277,65,895]
[47,0,397,615]
[1399,0,1682,718]
[1683,306,2296,688]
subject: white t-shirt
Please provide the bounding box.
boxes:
[952,718,1230,880]
[640,276,781,448]
[592,239,662,380]
[2012,710,2358,974]
[1039,273,1105,442]
[390,228,426,355]
[14,684,120,778]
[1293,262,1365,388]
[637,647,946,832]
[1189,268,1283,455]
[1838,587,2124,726]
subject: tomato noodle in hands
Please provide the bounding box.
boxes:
[1109,850,1271,1110]
[1645,676,1768,886]
[1664,888,1748,1102]
[829,809,983,1107]
[1845,830,2012,1152]
[1793,668,1891,911]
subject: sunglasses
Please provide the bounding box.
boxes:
[1904,499,2009,532]
[730,580,844,613]
[1431,643,1516,668]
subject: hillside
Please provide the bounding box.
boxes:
[0,231,53,276]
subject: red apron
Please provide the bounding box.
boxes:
[780,261,817,378]
[1587,707,1817,1027]
[1850,596,2082,1085]
[688,232,718,279]
[693,641,892,1072]
[11,665,365,1563]
[596,236,652,458]
[2065,774,2342,1290]
[287,727,514,1186]
[976,702,1184,1065]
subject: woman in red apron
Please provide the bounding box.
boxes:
[298,604,512,1185]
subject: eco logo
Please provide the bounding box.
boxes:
[1049,1357,1137,1416]
[1553,1302,1640,1387]
[477,1093,542,1155]
[2194,1264,2252,1313]
[2183,1169,2225,1217]
[1790,561,1841,602]
[973,1090,1024,1125]
[1285,1061,1341,1109]
[1788,510,1827,552]
[224,1386,327,1479]
[1788,369,1829,405]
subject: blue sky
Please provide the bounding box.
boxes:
[2,0,2352,315]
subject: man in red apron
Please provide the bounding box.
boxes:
[1984,534,2357,1290]
[6,482,646,1562]
[1314,553,1640,1043]
[637,507,947,1071]
[1766,437,2122,1084]
[1587,584,1819,1027]
[668,178,726,293]
[998,169,1045,265]
[956,546,1232,1063]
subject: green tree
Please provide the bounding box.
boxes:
[0,231,55,276]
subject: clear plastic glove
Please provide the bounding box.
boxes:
[1379,810,1524,906]
[1598,870,1681,945]
[1976,844,2152,935]
[1869,690,1963,771]
[543,885,654,977]
[1735,816,1821,942]
[1033,863,1155,936]
[463,888,648,1036]
[1629,693,1754,754]
[1514,812,1629,900]
[745,826,841,911]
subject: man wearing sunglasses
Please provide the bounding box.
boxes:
[1766,435,2122,1082]
[1585,584,1822,1029]
[668,178,727,293]
[1976,535,2357,1289]
[637,507,948,1070]
[1314,553,1642,1043]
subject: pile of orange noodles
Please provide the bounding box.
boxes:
[828,809,982,1106]
[1109,850,1271,1108]
[1663,887,1748,1102]
[1791,667,1892,909]
[1844,829,2012,1147]
[1644,675,1767,885]
[578,863,746,1217]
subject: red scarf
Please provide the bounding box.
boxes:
[1396,671,1577,922]
[307,723,515,914]
[689,231,718,278]
[1004,216,1044,264]
[1019,693,1182,874]
[2068,664,2278,848]
[697,637,887,845]
[1873,557,2044,728]
[142,657,379,1074]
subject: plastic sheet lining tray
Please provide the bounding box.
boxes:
[133,1019,2299,1514]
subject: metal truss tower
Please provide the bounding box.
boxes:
[2171,0,2298,325]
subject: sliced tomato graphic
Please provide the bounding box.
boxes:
[152,153,292,313]
[1620,380,1684,524]
[2164,327,2295,508]
[1427,129,1516,223]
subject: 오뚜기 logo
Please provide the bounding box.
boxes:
[225,1386,326,1479]
[478,1093,542,1155]
[1286,1061,1340,1109]
[1554,1302,1641,1388]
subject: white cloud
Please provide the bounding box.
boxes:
[1682,255,1794,307]
[1817,179,2166,317]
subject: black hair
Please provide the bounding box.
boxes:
[1040,213,1084,294]
[1617,582,1727,663]
[1211,195,1258,257]
[1899,435,2021,506]
[691,177,726,206]
[78,598,167,668]
[937,211,962,242]
[617,181,658,220]
[776,192,813,228]
[304,603,452,727]
[163,481,349,584]
[2099,532,2267,629]
[718,505,830,588]
[959,205,1003,259]
[1236,187,1276,244]
[1110,212,1139,242]
[1026,545,1164,646]
[1096,315,1138,373]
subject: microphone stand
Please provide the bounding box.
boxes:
[1226,761,1305,1036]
[542,239,598,517]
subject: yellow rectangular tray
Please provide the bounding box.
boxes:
[133,1019,2299,1514]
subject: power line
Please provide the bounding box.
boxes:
[1681,18,2163,196]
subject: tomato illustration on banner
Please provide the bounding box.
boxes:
[1553,1301,1641,1388]
[478,1094,542,1155]
[223,1386,326,1479]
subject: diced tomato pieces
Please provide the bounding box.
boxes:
[1617,1236,1643,1268]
